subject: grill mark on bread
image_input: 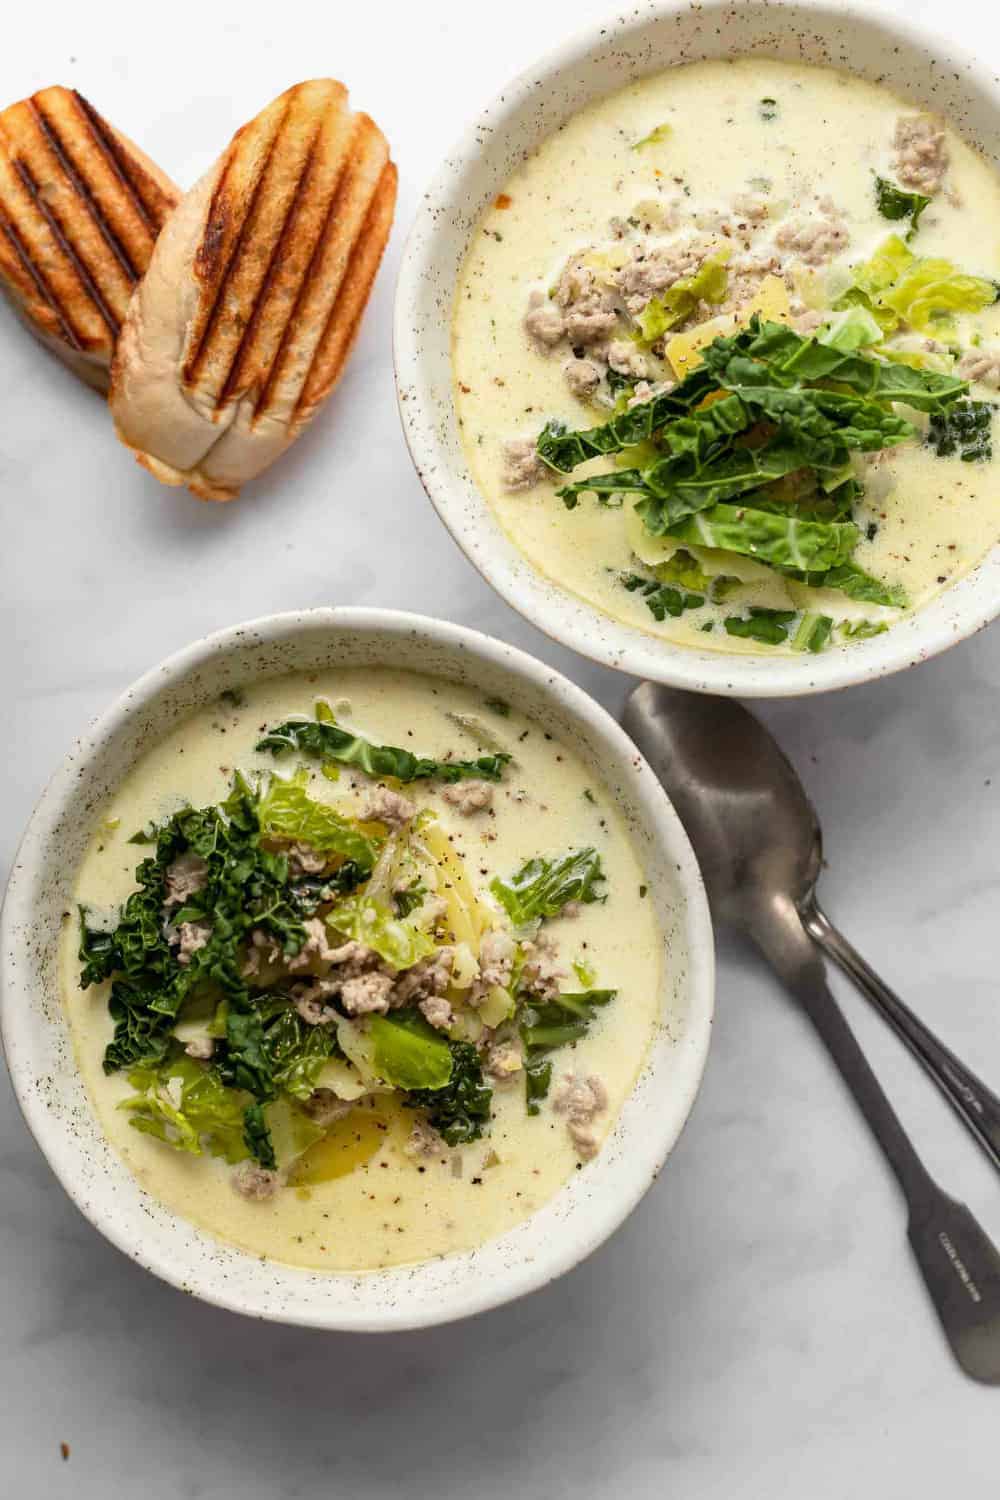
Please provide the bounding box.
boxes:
[255,112,390,425]
[10,154,118,336]
[0,214,82,346]
[296,157,396,421]
[185,95,293,382]
[251,149,359,424]
[216,123,328,408]
[220,92,354,408]
[71,91,171,235]
[29,96,139,287]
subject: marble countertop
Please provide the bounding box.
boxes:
[2,0,998,1490]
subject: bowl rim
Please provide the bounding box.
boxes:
[0,606,715,1331]
[393,0,1000,697]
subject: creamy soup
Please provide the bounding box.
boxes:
[453,58,1000,655]
[61,670,662,1271]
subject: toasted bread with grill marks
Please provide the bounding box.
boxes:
[0,86,179,391]
[110,80,397,500]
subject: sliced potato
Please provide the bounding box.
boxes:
[422,821,481,949]
[666,274,791,379]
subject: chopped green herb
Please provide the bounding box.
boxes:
[758,97,779,121]
[873,175,931,239]
[524,1053,553,1116]
[632,122,672,150]
[483,697,511,717]
[573,958,597,987]
[839,618,889,640]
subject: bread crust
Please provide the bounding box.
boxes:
[0,86,179,391]
[110,80,397,499]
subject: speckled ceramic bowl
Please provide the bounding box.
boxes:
[0,609,713,1331]
[394,0,1000,696]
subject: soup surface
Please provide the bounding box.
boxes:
[452,58,1000,655]
[61,670,663,1271]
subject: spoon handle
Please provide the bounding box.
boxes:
[756,918,1000,1383]
[802,900,1000,1174]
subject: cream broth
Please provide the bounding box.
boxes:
[452,58,1000,653]
[60,670,662,1271]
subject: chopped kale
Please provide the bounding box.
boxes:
[927,401,994,462]
[621,571,705,621]
[76,773,362,1165]
[519,990,617,1114]
[724,608,798,646]
[406,1041,493,1145]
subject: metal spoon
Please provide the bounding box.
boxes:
[623,681,1000,1385]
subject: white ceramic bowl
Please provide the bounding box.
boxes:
[0,608,713,1331]
[395,0,1000,697]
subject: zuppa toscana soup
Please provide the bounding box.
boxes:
[61,670,662,1271]
[452,57,1000,656]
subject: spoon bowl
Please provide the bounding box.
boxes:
[622,682,822,931]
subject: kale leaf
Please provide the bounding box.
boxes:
[490,849,606,927]
[779,560,907,608]
[536,364,718,472]
[621,572,705,621]
[723,609,798,646]
[243,1102,276,1170]
[519,990,617,1114]
[874,175,930,238]
[256,716,510,784]
[667,504,859,571]
[406,1041,493,1145]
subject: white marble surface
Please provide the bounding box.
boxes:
[2,0,998,1490]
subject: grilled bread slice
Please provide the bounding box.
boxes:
[110,80,397,500]
[0,86,179,392]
